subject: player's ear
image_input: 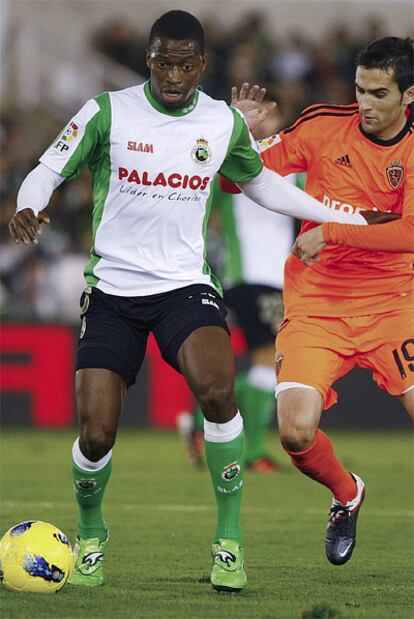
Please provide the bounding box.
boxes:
[146,50,151,71]
[402,84,414,106]
[200,53,207,74]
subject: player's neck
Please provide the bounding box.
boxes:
[374,112,410,141]
[144,81,199,117]
[361,104,413,144]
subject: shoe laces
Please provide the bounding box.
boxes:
[328,503,354,535]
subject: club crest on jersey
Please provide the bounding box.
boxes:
[386,161,404,190]
[61,122,78,142]
[191,138,212,165]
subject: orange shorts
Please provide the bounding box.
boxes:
[275,307,414,409]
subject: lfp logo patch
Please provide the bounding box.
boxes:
[61,122,78,142]
[257,133,280,152]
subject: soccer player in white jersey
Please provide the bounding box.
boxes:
[9,11,374,592]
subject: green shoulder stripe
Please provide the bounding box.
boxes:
[219,108,263,184]
[84,92,112,286]
[213,180,243,286]
[60,95,106,180]
[202,177,223,296]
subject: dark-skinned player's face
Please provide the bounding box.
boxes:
[146,37,206,109]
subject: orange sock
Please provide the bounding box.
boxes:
[285,429,357,503]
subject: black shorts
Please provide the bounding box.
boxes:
[225,283,284,349]
[76,284,229,387]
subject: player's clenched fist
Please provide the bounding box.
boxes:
[293,211,403,264]
[293,226,325,265]
[9,208,50,245]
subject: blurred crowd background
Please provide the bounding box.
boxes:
[1,1,413,323]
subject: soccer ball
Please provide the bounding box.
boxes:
[0,521,73,593]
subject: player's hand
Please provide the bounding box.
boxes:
[231,82,277,134]
[360,210,401,224]
[292,226,326,265]
[8,208,50,245]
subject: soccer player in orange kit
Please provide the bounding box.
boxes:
[230,36,414,566]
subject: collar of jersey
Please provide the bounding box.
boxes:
[358,103,414,147]
[144,81,200,116]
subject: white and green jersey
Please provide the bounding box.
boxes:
[212,176,297,290]
[39,82,262,296]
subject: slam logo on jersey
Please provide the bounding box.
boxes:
[191,138,212,165]
[386,160,404,190]
[61,122,78,142]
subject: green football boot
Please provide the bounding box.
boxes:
[68,533,108,586]
[210,538,246,592]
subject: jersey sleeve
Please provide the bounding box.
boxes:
[39,92,111,180]
[219,108,313,191]
[322,166,414,253]
[219,108,263,183]
[258,126,309,175]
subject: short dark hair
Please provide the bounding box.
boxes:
[149,10,205,54]
[357,37,414,93]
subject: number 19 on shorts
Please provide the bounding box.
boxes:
[392,339,414,379]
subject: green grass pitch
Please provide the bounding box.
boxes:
[1,428,413,619]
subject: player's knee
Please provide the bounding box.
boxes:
[198,381,235,422]
[79,426,116,461]
[277,390,321,452]
[278,423,316,452]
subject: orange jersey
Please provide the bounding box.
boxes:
[260,103,414,317]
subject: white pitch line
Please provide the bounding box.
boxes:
[1,501,413,518]
[0,501,212,512]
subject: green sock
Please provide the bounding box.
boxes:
[72,459,111,541]
[205,430,245,544]
[242,382,275,463]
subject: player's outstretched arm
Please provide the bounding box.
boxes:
[293,212,404,264]
[319,215,413,254]
[9,163,65,245]
[231,82,277,135]
[239,166,368,225]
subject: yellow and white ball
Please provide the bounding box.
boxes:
[0,521,73,593]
